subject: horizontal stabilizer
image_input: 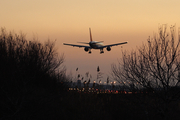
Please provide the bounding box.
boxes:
[97,41,104,43]
[77,42,89,44]
[95,41,104,43]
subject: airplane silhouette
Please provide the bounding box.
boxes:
[63,28,128,54]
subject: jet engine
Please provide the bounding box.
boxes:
[84,47,89,52]
[106,46,111,51]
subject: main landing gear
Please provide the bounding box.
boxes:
[87,49,104,54]
[100,49,104,54]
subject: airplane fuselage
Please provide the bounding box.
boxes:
[89,41,103,49]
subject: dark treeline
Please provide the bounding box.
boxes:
[0,28,68,119]
[111,25,180,120]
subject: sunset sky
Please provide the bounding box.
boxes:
[1,0,180,83]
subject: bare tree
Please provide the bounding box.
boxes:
[0,28,67,119]
[111,25,180,119]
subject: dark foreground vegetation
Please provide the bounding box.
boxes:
[1,26,180,120]
[0,28,67,120]
[111,25,180,120]
[64,90,180,120]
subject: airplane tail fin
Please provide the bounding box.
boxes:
[89,28,93,42]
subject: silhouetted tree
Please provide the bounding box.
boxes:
[111,25,180,120]
[0,28,67,119]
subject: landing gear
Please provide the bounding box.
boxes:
[100,51,104,54]
[88,50,92,54]
[100,49,104,54]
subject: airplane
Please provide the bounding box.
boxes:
[63,28,128,54]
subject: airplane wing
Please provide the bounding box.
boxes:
[100,42,128,48]
[63,43,91,48]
